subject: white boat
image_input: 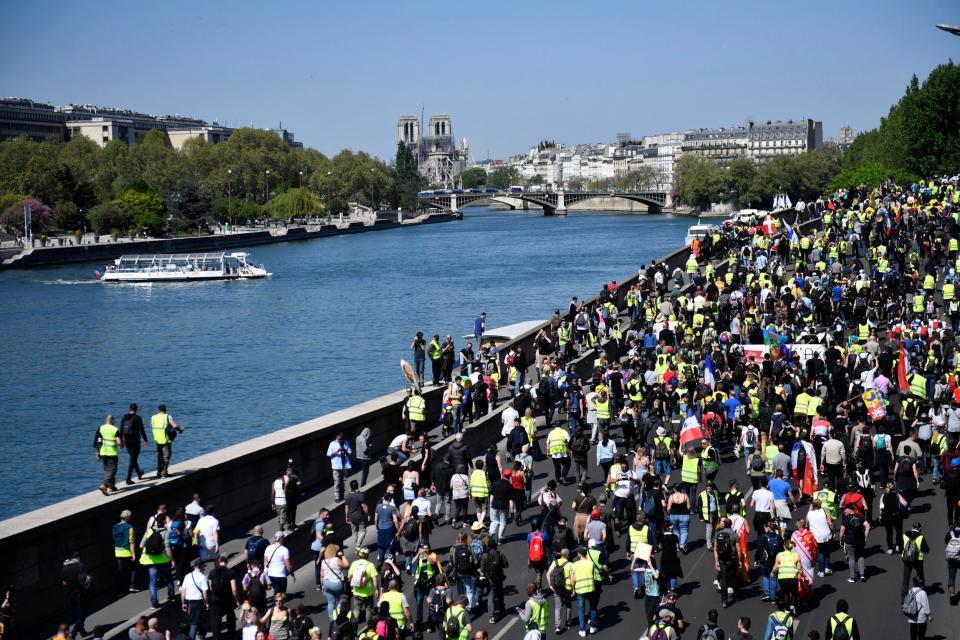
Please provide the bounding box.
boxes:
[97,252,271,283]
[684,220,714,246]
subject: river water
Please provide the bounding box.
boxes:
[0,208,697,519]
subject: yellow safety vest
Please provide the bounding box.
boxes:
[923,274,935,291]
[113,522,133,558]
[681,456,699,484]
[469,470,489,499]
[526,598,549,631]
[794,393,810,417]
[408,396,426,422]
[944,282,955,301]
[99,423,119,457]
[559,326,570,346]
[764,444,779,473]
[349,560,376,598]
[857,323,870,341]
[815,490,837,519]
[567,559,597,594]
[627,380,643,402]
[686,257,698,274]
[151,413,170,445]
[379,591,406,625]
[698,490,719,520]
[428,340,442,360]
[701,446,718,474]
[902,534,924,561]
[595,398,611,421]
[444,607,469,640]
[629,524,650,548]
[547,429,569,456]
[829,613,855,639]
[776,550,799,579]
[909,373,927,399]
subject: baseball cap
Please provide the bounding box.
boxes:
[591,508,601,518]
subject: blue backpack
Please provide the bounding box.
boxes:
[168,519,186,548]
[245,536,262,562]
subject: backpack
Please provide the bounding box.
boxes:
[654,437,670,459]
[210,568,230,599]
[770,614,793,640]
[901,586,920,617]
[470,538,484,558]
[649,623,672,640]
[734,404,749,422]
[445,611,463,638]
[699,624,720,640]
[945,536,960,560]
[429,589,445,617]
[549,562,569,594]
[375,618,391,639]
[751,453,766,472]
[484,551,503,580]
[715,531,733,560]
[902,536,919,563]
[350,561,368,589]
[453,544,475,574]
[898,456,914,477]
[245,537,261,563]
[875,434,887,450]
[144,529,164,555]
[168,520,186,548]
[528,532,545,563]
[402,518,418,541]
[642,493,656,517]
[745,428,756,447]
[245,572,264,604]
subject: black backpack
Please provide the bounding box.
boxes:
[144,528,164,555]
[402,518,418,541]
[715,530,733,560]
[445,611,463,638]
[751,453,765,472]
[429,590,445,618]
[453,544,475,574]
[245,572,264,604]
[484,551,503,580]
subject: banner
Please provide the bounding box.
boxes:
[741,343,825,366]
[861,388,887,422]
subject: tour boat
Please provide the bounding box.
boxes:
[684,220,714,246]
[96,252,271,282]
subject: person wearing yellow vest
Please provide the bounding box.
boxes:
[140,505,175,608]
[378,579,412,633]
[566,547,601,636]
[347,547,379,624]
[95,415,121,495]
[901,522,929,594]
[680,449,701,498]
[443,595,471,640]
[594,387,612,431]
[824,599,860,640]
[469,461,491,527]
[517,583,550,635]
[547,425,571,485]
[150,404,181,479]
[696,480,721,549]
[769,538,800,614]
[547,548,573,633]
[407,389,427,434]
[112,509,137,595]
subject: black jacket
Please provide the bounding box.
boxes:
[432,461,455,496]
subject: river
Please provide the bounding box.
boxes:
[0,208,698,519]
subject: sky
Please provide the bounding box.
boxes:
[2,0,959,161]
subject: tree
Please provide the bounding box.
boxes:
[394,141,421,211]
[263,187,322,220]
[166,180,213,232]
[615,166,660,191]
[115,189,166,235]
[486,166,519,190]
[52,200,84,232]
[673,155,726,209]
[86,202,133,235]
[726,158,757,204]
[0,198,52,236]
[456,167,487,189]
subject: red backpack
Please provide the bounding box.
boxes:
[529,532,545,563]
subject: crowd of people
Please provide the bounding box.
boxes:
[52,175,960,640]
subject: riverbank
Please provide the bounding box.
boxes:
[0,212,455,270]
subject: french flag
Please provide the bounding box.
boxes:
[680,415,705,449]
[704,353,716,389]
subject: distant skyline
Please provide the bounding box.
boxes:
[2,0,958,161]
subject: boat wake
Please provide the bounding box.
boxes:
[37,279,100,285]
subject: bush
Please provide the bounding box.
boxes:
[86,202,133,235]
[827,162,920,195]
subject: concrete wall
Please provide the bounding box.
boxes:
[0,215,451,270]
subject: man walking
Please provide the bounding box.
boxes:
[120,403,148,484]
[94,415,121,495]
[207,554,238,640]
[714,517,742,607]
[327,432,353,502]
[150,404,182,479]
[61,551,91,640]
[428,334,443,385]
[181,558,208,640]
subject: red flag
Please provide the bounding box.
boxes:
[897,344,910,392]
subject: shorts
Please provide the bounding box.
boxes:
[774,500,792,520]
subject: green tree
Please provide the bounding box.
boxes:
[263,187,322,220]
[456,167,487,189]
[86,202,133,235]
[486,166,519,190]
[673,155,725,209]
[394,141,421,211]
[116,189,166,235]
[727,157,758,204]
[52,200,84,232]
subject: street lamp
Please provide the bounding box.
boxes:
[226,169,233,226]
[265,170,271,205]
[299,170,304,189]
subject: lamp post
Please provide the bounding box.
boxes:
[265,170,271,204]
[299,170,304,189]
[226,168,233,227]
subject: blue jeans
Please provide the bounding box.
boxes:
[654,459,672,479]
[187,600,204,639]
[670,514,690,548]
[948,561,958,590]
[932,457,942,483]
[459,574,478,610]
[147,564,174,607]
[388,448,409,464]
[323,579,344,618]
[568,414,580,436]
[631,571,642,591]
[762,573,778,600]
[359,458,372,486]
[667,575,678,591]
[576,592,598,631]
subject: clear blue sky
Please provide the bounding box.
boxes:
[2,0,958,161]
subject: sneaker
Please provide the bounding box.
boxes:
[714,579,721,591]
[886,549,894,555]
[760,595,771,602]
[860,575,866,582]
[489,616,497,624]
[847,577,856,583]
[727,587,734,595]
[825,568,833,575]
[579,632,587,638]
[949,587,955,597]
[817,571,825,578]
[129,587,140,593]
[555,628,562,635]
[589,627,598,635]
[99,484,109,496]
[126,480,135,486]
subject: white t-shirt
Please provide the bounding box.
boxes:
[807,508,833,544]
[195,515,219,549]
[501,407,520,435]
[389,434,408,450]
[264,542,290,578]
[182,569,207,601]
[751,488,775,516]
[273,478,287,505]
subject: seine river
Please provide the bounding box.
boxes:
[0,208,697,519]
